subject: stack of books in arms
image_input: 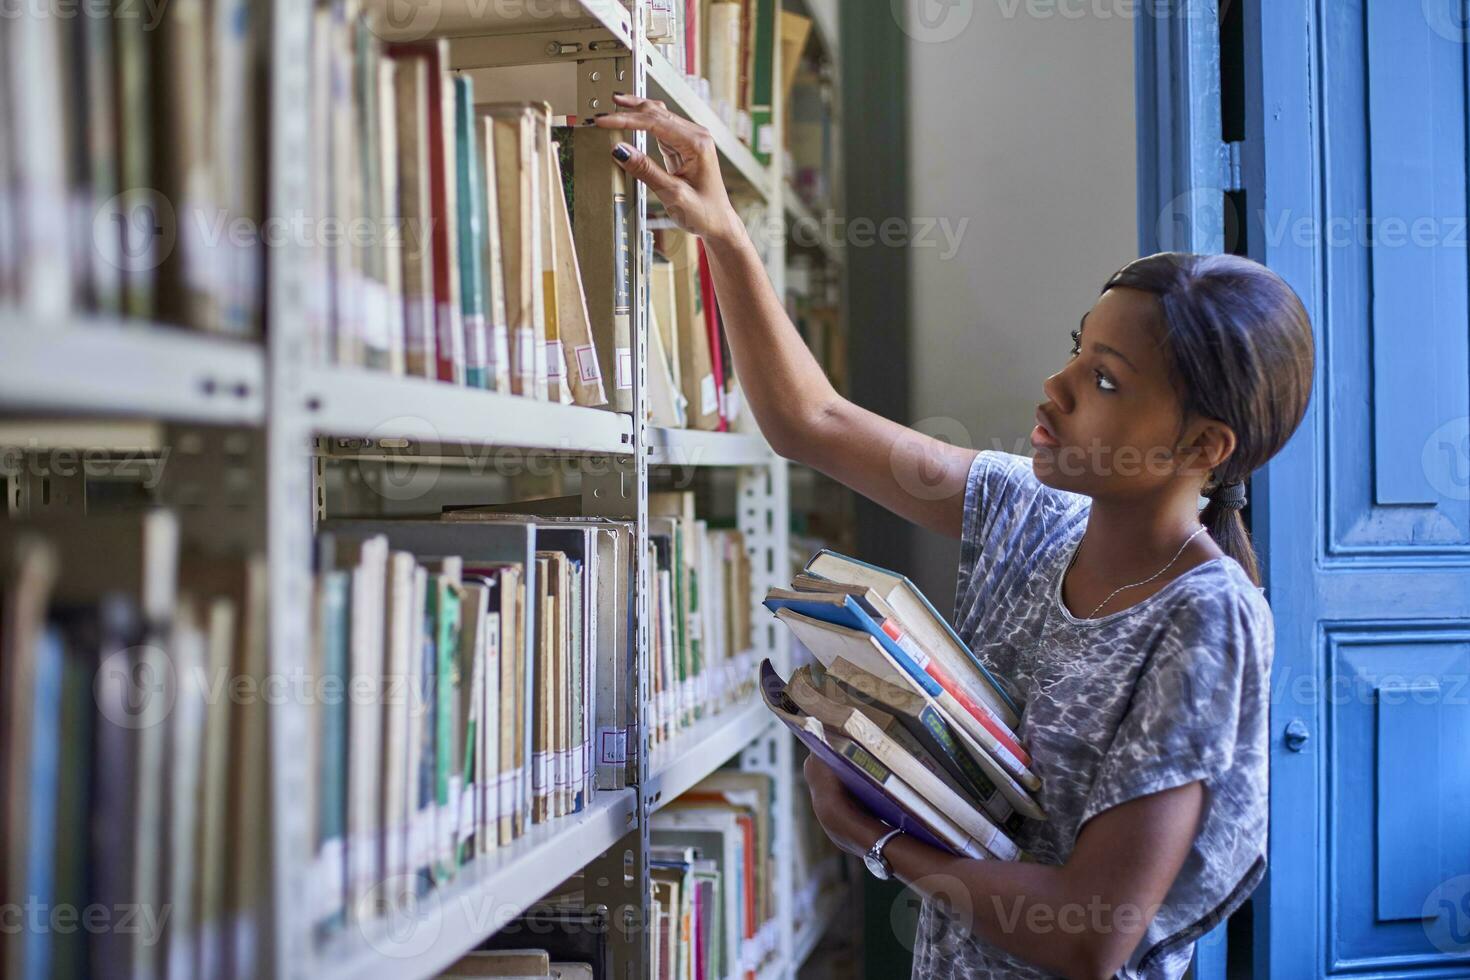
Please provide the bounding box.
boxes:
[1,513,270,980]
[308,499,757,942]
[0,2,265,333]
[427,768,780,980]
[762,550,1046,863]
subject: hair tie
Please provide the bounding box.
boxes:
[1209,480,1248,511]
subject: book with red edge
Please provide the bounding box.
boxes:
[385,40,465,387]
[696,240,728,432]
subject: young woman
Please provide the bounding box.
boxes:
[596,97,1314,980]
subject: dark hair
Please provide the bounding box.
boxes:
[1101,252,1315,587]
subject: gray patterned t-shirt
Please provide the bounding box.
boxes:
[910,450,1273,979]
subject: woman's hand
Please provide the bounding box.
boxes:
[803,753,889,859]
[593,93,744,245]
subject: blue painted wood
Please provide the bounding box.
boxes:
[1363,1,1470,508]
[1375,685,1443,922]
[1328,635,1470,971]
[1322,0,1470,549]
[1240,0,1323,973]
[1134,0,1227,255]
[1242,0,1470,973]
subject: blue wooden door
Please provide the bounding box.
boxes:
[1243,0,1470,976]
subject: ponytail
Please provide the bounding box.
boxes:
[1199,479,1259,587]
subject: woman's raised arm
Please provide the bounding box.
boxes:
[596,96,978,539]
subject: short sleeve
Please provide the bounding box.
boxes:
[1081,592,1245,819]
[954,451,1087,635]
[1079,584,1275,972]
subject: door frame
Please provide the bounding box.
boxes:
[1136,0,1327,976]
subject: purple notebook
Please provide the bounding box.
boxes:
[759,659,958,855]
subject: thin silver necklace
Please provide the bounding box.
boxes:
[1064,525,1208,620]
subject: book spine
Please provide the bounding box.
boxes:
[880,617,1034,773]
[833,739,988,860]
[845,711,1021,861]
[453,76,490,389]
[914,704,1017,827]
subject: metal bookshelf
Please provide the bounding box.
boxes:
[0,0,847,976]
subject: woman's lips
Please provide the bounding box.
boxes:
[1032,409,1061,450]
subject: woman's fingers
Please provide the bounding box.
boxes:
[609,141,683,198]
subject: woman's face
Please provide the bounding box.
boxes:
[1031,287,1213,499]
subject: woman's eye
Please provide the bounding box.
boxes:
[1069,328,1082,359]
[1094,370,1118,392]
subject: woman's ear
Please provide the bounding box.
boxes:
[1177,418,1237,478]
[1176,417,1234,476]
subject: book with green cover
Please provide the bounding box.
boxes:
[747,0,776,164]
[454,74,490,389]
[315,571,350,935]
[430,567,461,883]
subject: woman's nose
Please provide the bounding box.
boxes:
[1043,371,1071,412]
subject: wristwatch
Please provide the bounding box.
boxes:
[863,827,905,881]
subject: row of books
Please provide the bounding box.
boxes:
[649,229,741,432]
[648,0,787,166]
[649,770,779,980]
[307,4,624,405]
[763,550,1043,862]
[431,761,777,980]
[647,492,756,744]
[308,514,635,934]
[0,4,265,334]
[786,255,844,392]
[307,492,759,934]
[784,51,837,214]
[1,513,269,980]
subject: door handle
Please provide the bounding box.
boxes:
[1284,719,1310,752]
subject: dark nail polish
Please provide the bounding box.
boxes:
[612,144,632,162]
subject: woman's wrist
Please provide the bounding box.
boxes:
[702,204,750,254]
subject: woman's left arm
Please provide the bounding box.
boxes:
[804,755,1204,980]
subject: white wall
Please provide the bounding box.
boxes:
[904,2,1139,614]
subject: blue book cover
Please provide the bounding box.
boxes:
[806,548,1021,719]
[760,592,943,700]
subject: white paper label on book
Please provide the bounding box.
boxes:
[404,294,431,354]
[489,324,510,370]
[700,374,719,415]
[532,751,549,794]
[464,313,488,370]
[615,347,634,389]
[437,302,457,361]
[598,726,628,764]
[757,123,776,156]
[459,781,476,832]
[363,279,391,350]
[545,340,563,379]
[312,838,345,922]
[575,344,602,383]
[515,326,536,379]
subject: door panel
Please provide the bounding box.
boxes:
[1322,0,1470,552]
[1245,0,1470,975]
[1328,632,1470,971]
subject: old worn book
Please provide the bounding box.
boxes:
[571,125,634,411]
[390,54,437,378]
[548,138,609,407]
